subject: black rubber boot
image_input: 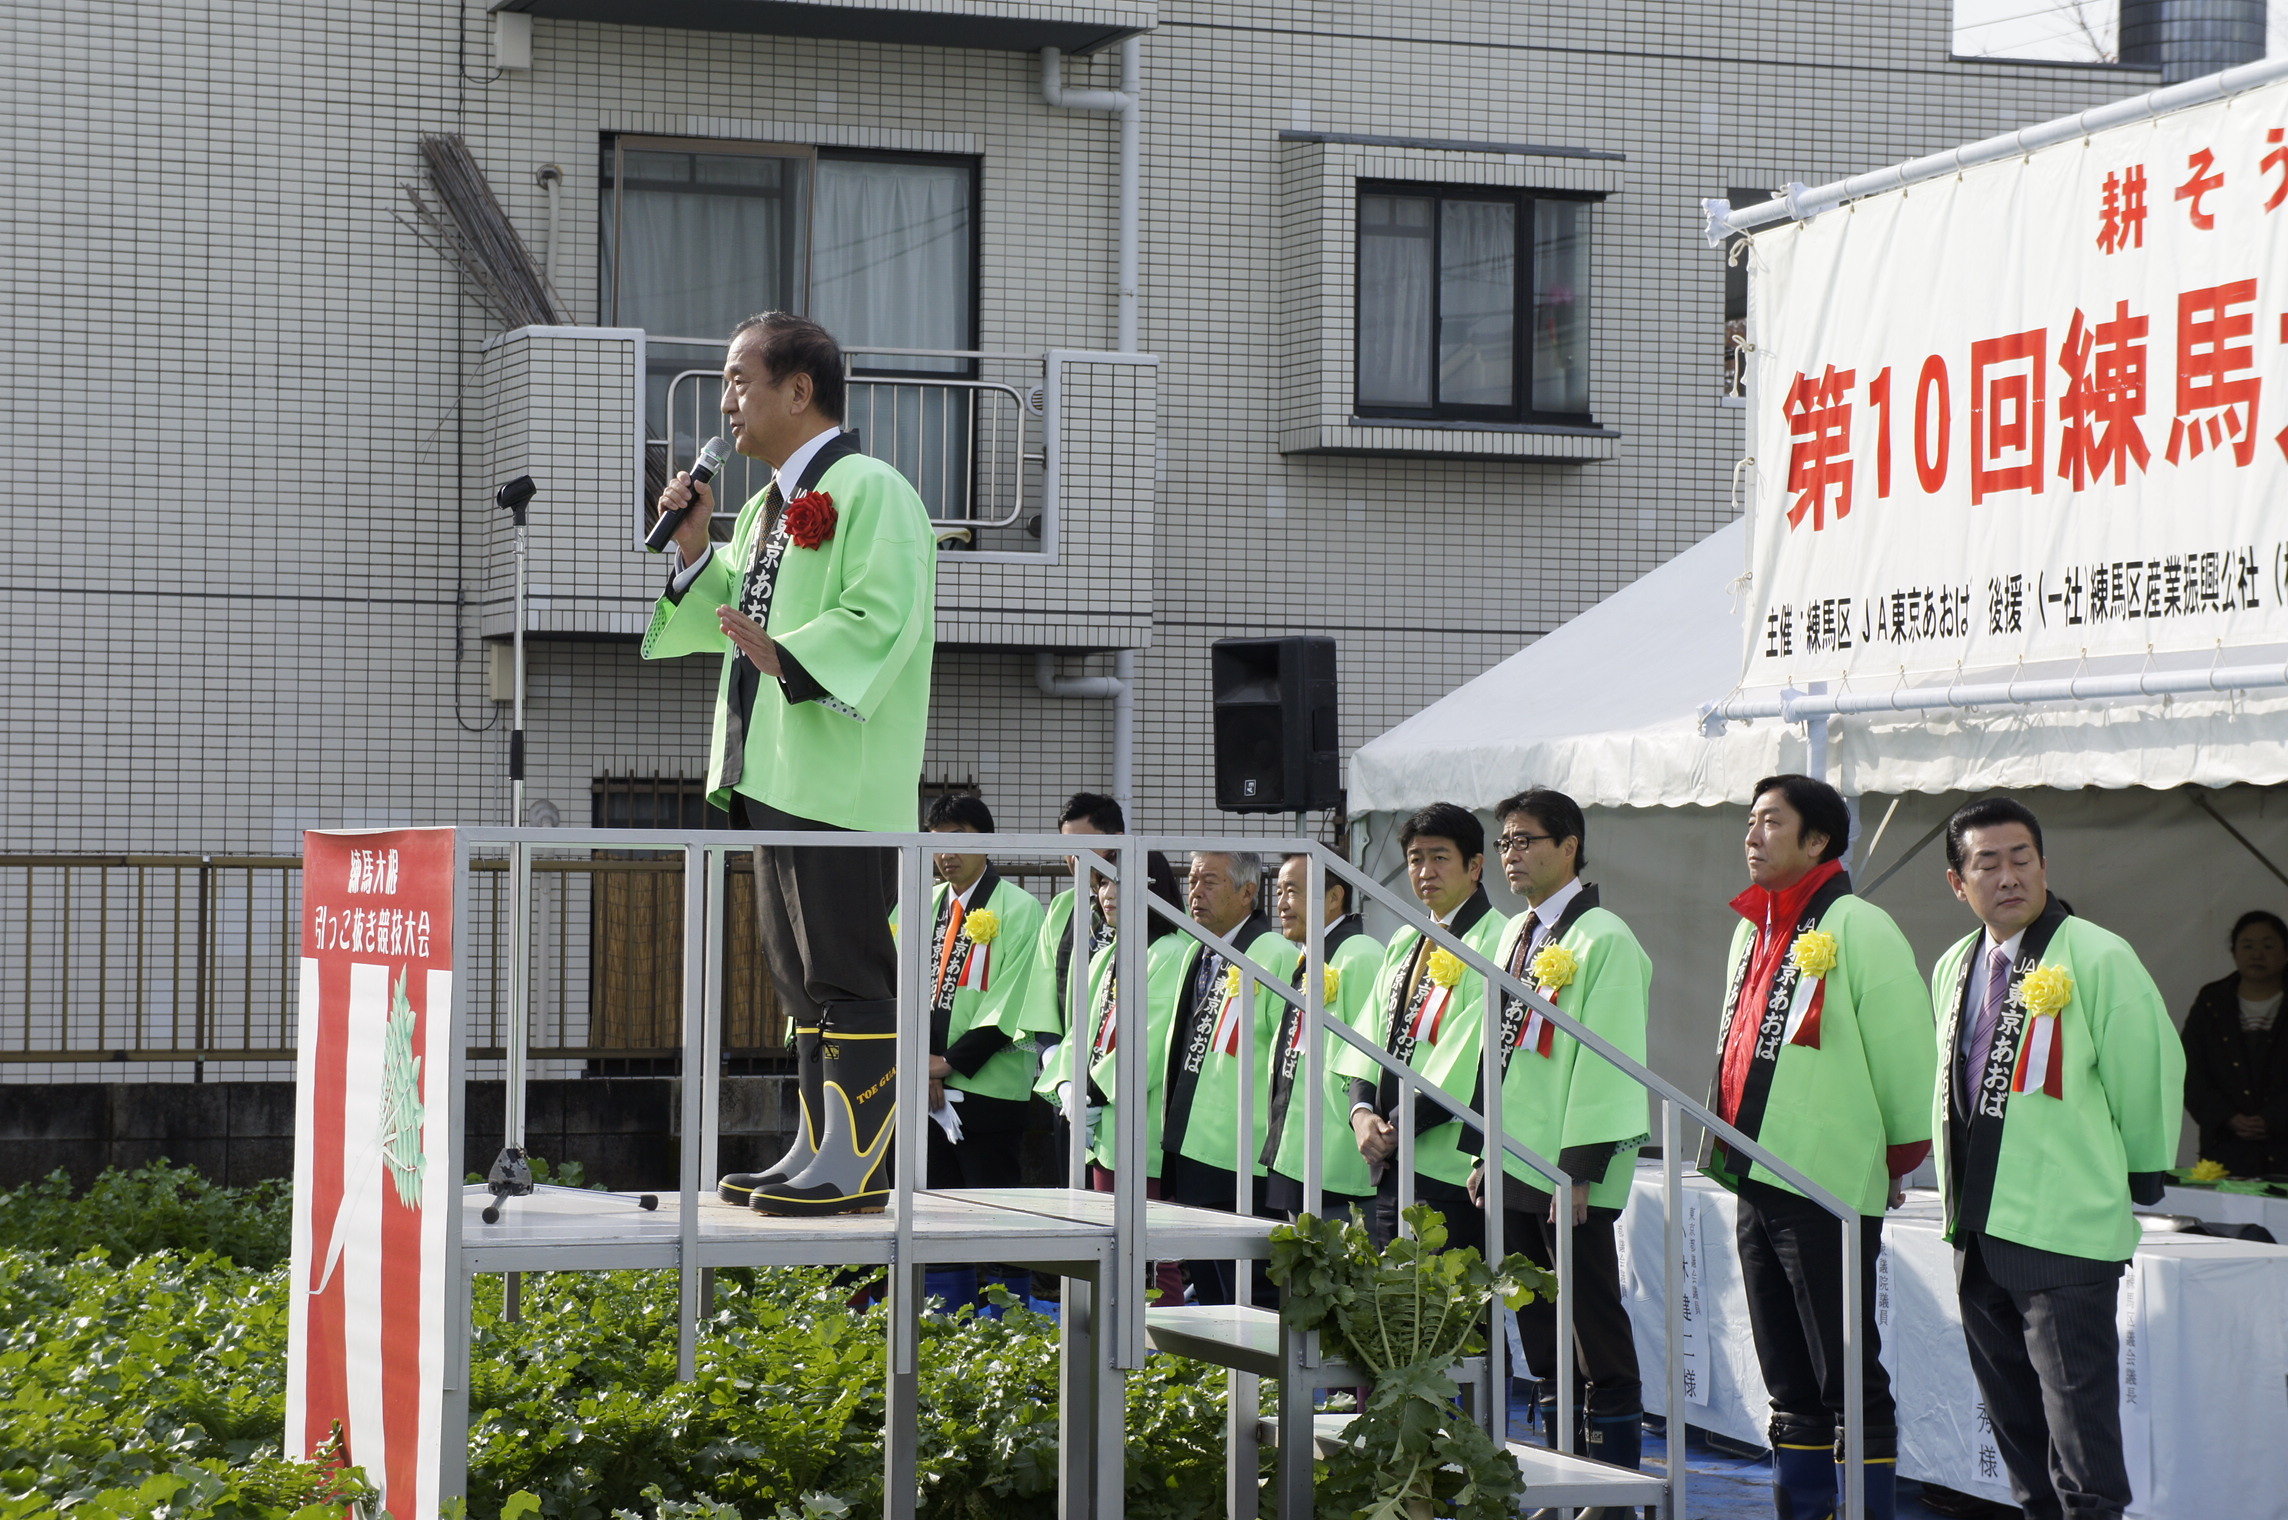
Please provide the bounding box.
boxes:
[754,1000,898,1216]
[720,1022,821,1204]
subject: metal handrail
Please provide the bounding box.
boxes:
[1296,839,1869,1518]
[456,825,1879,1520]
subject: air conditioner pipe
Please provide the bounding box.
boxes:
[1036,649,1138,827]
[1041,39,1141,352]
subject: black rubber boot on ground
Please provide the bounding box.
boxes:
[720,1023,822,1204]
[754,999,898,1216]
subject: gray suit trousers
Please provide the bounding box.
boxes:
[737,797,897,1028]
[1955,1233,2131,1520]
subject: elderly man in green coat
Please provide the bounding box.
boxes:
[644,312,935,1218]
[1933,797,2183,1520]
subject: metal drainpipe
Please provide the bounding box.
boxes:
[1036,650,1137,828]
[533,164,564,295]
[1041,39,1141,351]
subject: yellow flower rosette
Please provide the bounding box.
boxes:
[2019,963,2073,1017]
[1527,942,1580,990]
[1322,966,1341,1004]
[963,907,1000,944]
[2190,1158,2230,1182]
[1425,947,1465,988]
[1223,965,1243,1000]
[1790,930,1839,979]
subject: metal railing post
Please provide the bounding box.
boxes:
[675,845,706,1380]
[885,838,928,1520]
[1114,838,1147,1370]
[1301,854,1325,1225]
[1233,972,1255,1301]
[698,847,726,1191]
[1842,1212,1866,1520]
[1663,1100,1688,1520]
[1481,933,1507,1445]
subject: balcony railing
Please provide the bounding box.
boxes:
[655,343,1045,553]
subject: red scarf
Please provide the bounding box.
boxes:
[1716,858,1845,1124]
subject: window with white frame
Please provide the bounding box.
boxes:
[1355,183,1593,424]
[600,137,978,527]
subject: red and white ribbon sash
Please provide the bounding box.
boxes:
[2012,1012,2064,1097]
[1513,988,1561,1058]
[1408,982,1452,1046]
[1781,977,1826,1049]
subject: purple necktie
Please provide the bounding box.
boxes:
[1963,944,2012,1088]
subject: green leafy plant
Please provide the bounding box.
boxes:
[1267,1204,1556,1520]
[0,1163,292,1270]
[0,1165,1253,1519]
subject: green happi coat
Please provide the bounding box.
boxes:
[1021,887,1103,1043]
[1333,889,1512,1189]
[1932,897,2186,1262]
[893,874,1046,1104]
[1261,921,1388,1199]
[640,441,935,832]
[1703,882,1935,1218]
[1032,934,1190,1175]
[1454,888,1651,1211]
[1170,922,1301,1176]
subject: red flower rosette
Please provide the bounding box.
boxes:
[784,490,837,549]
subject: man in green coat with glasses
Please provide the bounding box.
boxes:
[644,311,936,1218]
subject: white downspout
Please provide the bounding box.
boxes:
[1036,650,1138,828]
[1041,39,1141,351]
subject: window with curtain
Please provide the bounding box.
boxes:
[1355,182,1595,424]
[601,138,978,529]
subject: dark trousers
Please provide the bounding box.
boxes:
[742,798,897,1023]
[1368,1171,1486,1257]
[1956,1235,2131,1520]
[924,1095,1030,1190]
[1492,1183,1642,1417]
[1165,1152,1280,1307]
[1734,1178,1895,1451]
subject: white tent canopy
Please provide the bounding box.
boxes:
[1349,521,2288,815]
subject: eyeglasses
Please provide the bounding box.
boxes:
[1496,832,1556,855]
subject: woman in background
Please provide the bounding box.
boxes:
[2182,909,2288,1177]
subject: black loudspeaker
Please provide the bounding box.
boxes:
[1212,636,1340,813]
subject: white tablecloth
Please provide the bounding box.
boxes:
[2157,1182,2288,1240]
[1615,1164,2288,1516]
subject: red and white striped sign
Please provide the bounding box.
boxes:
[286,827,456,1518]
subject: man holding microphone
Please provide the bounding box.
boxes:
[642,311,936,1219]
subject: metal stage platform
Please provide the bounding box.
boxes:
[458,1183,1276,1273]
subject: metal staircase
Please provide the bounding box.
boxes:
[459,826,1880,1520]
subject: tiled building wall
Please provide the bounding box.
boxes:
[2,2,2169,1064]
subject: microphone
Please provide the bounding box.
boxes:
[645,436,728,552]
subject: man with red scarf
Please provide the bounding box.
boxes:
[1703,774,1934,1520]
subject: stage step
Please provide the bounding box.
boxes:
[1143,1303,1487,1388]
[1254,1414,1668,1509]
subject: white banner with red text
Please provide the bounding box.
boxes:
[285,827,457,1518]
[1745,78,2288,688]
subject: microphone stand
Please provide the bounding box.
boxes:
[490,478,539,1248]
[479,478,660,1296]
